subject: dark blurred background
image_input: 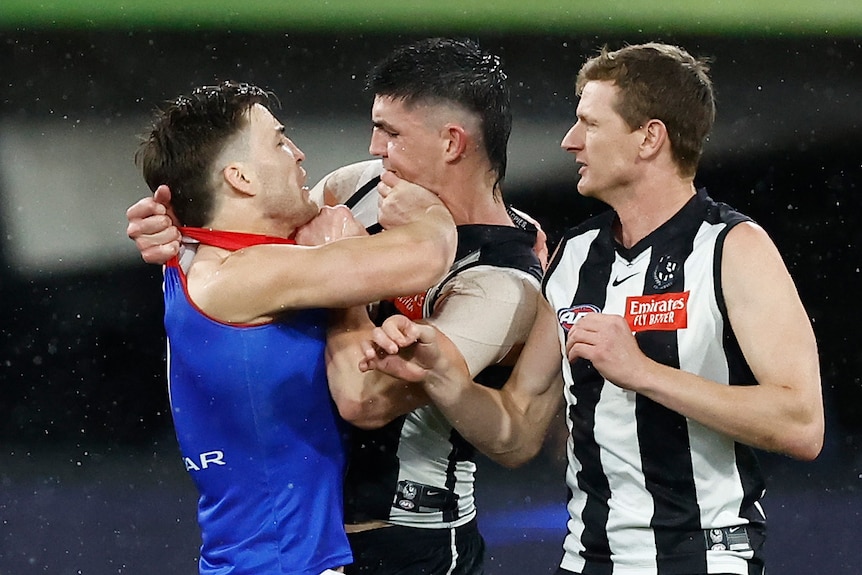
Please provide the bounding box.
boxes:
[1,3,860,574]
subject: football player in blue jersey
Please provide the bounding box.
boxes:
[134,80,457,575]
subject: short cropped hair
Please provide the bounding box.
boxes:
[136,81,276,227]
[576,43,715,177]
[367,37,512,193]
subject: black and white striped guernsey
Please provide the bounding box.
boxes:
[340,163,544,530]
[543,190,766,575]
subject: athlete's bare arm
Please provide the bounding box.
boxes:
[362,298,565,467]
[326,307,430,428]
[328,269,540,429]
[565,221,823,461]
[187,173,456,324]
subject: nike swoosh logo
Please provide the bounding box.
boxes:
[612,273,638,287]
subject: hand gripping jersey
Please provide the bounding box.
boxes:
[543,190,766,575]
[340,164,544,529]
[163,232,352,575]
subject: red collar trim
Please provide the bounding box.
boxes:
[179,227,296,251]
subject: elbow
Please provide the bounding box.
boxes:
[416,234,457,286]
[483,439,542,470]
[494,452,534,470]
[768,405,825,461]
[330,382,370,426]
[783,419,825,462]
[334,396,389,430]
[787,391,826,461]
[761,375,825,461]
[333,387,406,430]
[328,362,389,429]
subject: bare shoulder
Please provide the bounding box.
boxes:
[722,220,787,275]
[309,159,384,205]
[722,219,803,314]
[725,219,772,247]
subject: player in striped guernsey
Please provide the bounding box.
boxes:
[360,43,824,575]
[312,38,545,575]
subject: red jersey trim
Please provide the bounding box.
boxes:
[167,228,297,328]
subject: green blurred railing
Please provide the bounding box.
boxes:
[1,0,860,36]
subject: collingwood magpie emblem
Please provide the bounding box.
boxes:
[652,255,679,290]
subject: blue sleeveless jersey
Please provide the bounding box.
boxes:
[163,259,352,575]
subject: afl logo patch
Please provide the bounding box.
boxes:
[558,304,600,331]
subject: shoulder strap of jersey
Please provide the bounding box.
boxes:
[423,218,543,316]
[344,175,383,235]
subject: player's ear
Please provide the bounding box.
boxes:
[443,123,469,163]
[223,163,255,196]
[639,119,667,160]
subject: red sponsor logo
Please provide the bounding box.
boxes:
[394,293,426,320]
[625,291,689,332]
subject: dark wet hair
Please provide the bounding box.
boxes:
[367,37,512,193]
[136,81,277,227]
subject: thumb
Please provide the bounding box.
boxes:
[154,185,181,226]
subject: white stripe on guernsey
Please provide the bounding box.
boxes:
[349,188,380,229]
[599,250,657,568]
[555,231,601,572]
[706,551,752,574]
[445,526,458,575]
[548,228,601,301]
[596,382,659,571]
[683,223,753,575]
[389,405,478,528]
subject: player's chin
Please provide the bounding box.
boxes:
[575,177,602,199]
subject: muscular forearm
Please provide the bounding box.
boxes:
[633,359,823,460]
[431,385,543,468]
[348,373,429,430]
[421,336,549,468]
[390,205,458,286]
[327,308,430,429]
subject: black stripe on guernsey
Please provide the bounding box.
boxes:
[343,175,380,209]
[714,218,757,388]
[343,416,408,523]
[443,430,475,523]
[342,175,384,235]
[636,226,706,574]
[565,222,614,571]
